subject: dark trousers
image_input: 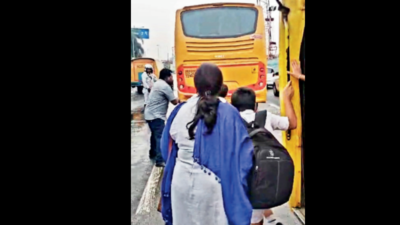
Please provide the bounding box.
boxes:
[146,118,165,164]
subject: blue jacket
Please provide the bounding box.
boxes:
[160,102,254,225]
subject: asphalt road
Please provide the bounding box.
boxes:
[131,89,157,221]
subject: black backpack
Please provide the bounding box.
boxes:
[243,110,295,209]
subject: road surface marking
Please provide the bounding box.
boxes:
[135,166,163,215]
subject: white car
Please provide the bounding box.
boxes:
[267,67,278,88]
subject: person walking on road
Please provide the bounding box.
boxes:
[144,68,179,167]
[141,64,157,108]
[231,83,297,225]
[160,63,254,225]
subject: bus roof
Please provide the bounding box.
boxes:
[131,57,156,62]
[182,2,255,10]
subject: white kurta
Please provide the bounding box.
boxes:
[170,96,229,225]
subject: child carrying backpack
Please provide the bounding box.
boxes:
[231,83,297,225]
[219,84,229,99]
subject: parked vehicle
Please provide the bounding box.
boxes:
[272,72,279,96]
[174,2,268,103]
[131,58,162,94]
[267,67,277,88]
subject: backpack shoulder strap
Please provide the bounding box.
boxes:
[249,128,266,138]
[242,118,251,128]
[254,110,267,128]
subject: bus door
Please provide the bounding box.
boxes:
[278,0,305,223]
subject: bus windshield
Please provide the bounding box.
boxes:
[181,7,258,38]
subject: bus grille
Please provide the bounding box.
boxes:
[186,39,254,53]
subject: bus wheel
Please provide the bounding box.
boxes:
[273,84,279,97]
[137,86,143,94]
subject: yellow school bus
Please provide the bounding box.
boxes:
[278,0,305,223]
[131,58,162,94]
[174,2,267,103]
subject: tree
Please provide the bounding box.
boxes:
[131,28,144,59]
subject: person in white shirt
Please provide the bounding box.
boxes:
[231,81,297,225]
[141,64,157,108]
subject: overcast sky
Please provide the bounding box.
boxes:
[131,0,279,60]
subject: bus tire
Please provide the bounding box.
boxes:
[137,86,143,94]
[273,84,279,97]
